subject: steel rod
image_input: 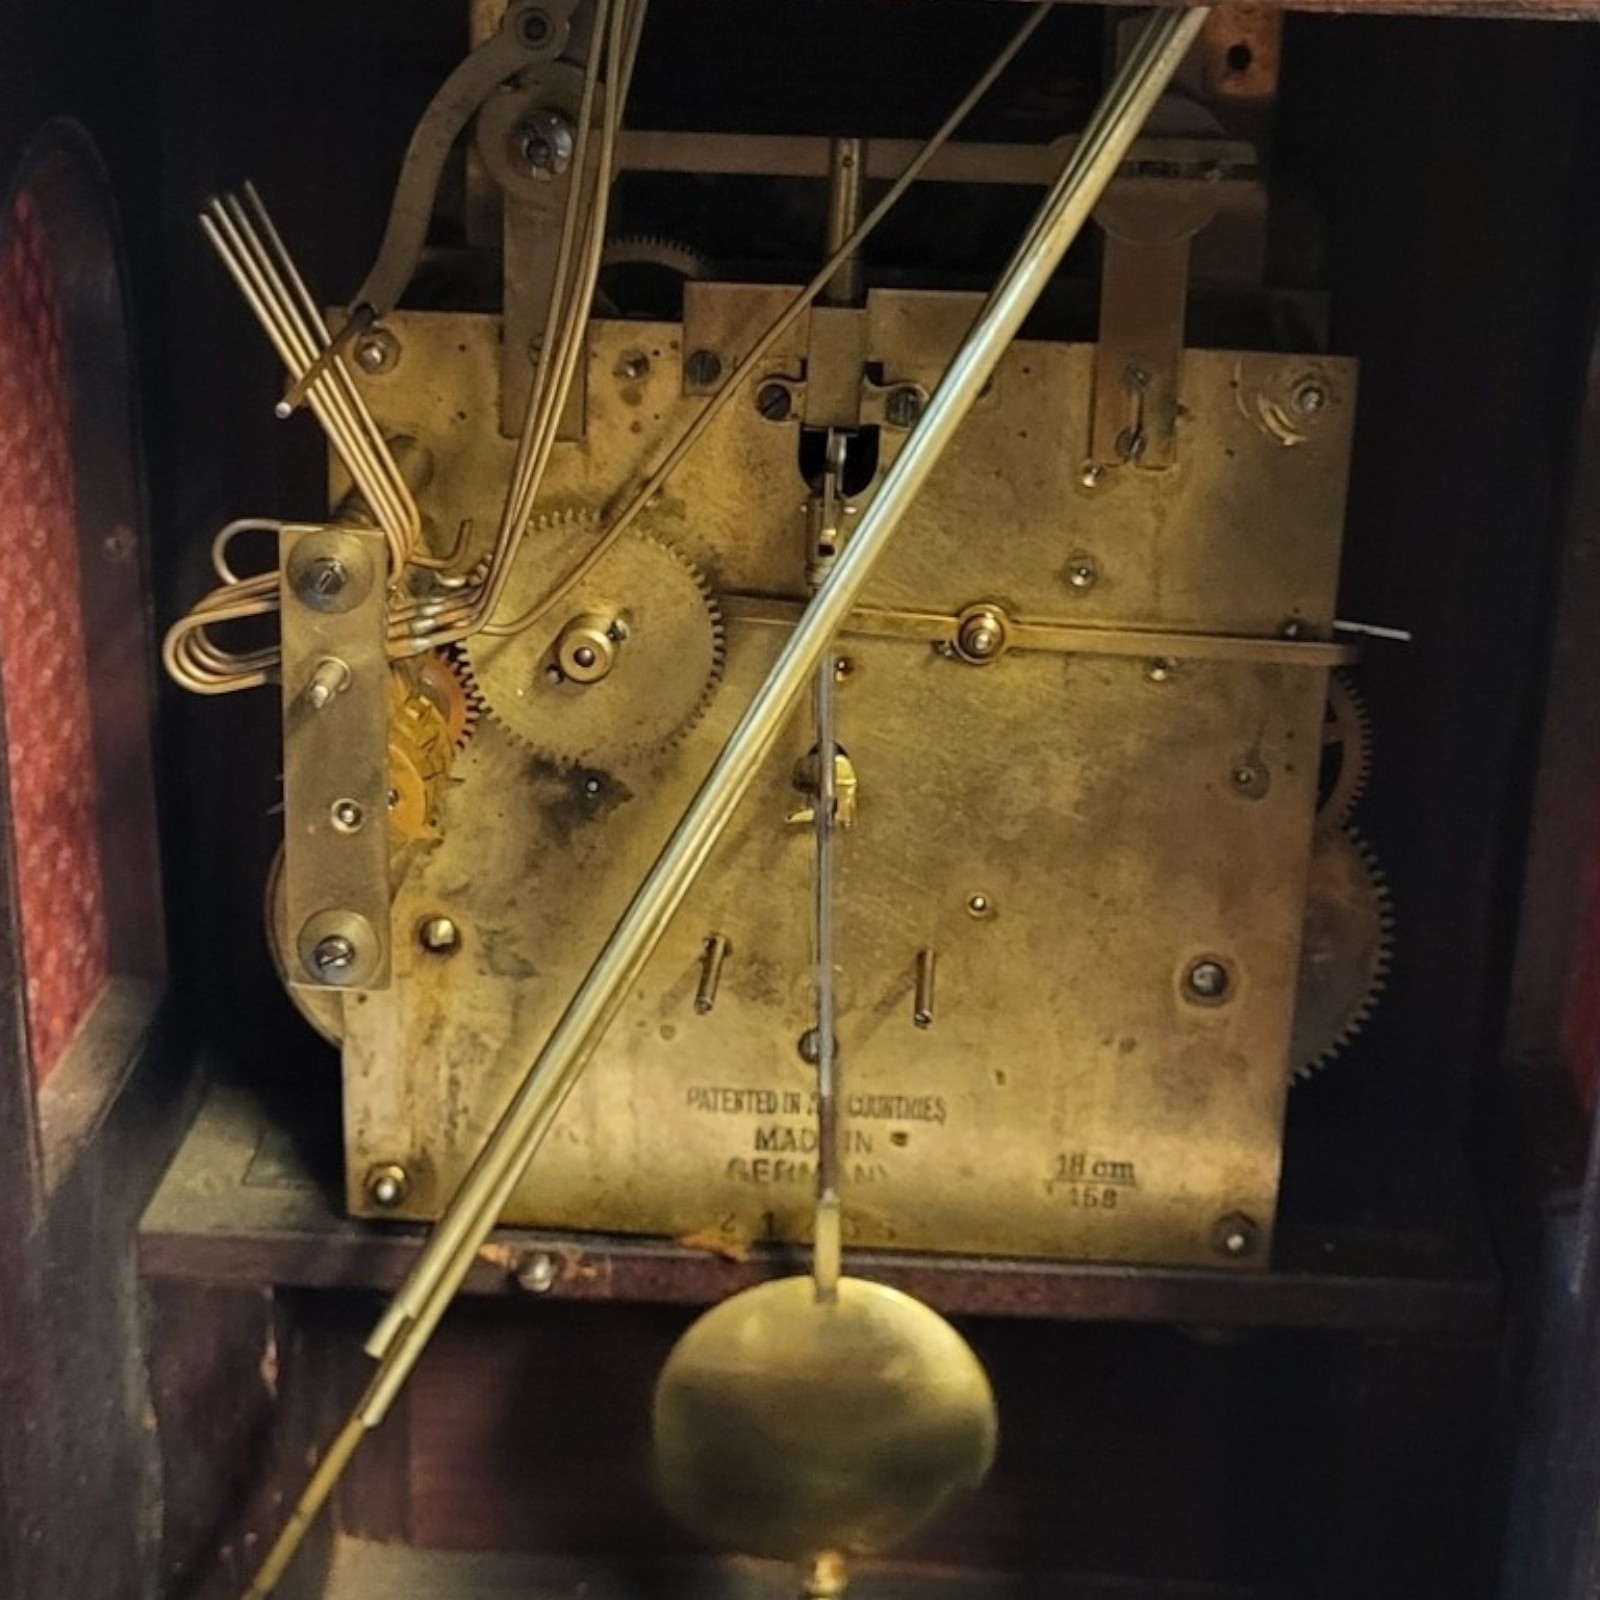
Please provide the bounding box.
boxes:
[811,637,842,1301]
[811,435,846,1303]
[821,135,866,306]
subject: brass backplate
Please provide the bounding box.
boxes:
[330,291,1357,1266]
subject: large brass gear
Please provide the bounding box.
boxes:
[264,848,343,1046]
[1317,670,1372,832]
[597,234,712,319]
[463,517,725,770]
[1290,824,1394,1080]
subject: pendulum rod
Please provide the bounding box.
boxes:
[811,431,847,1302]
[810,134,862,1299]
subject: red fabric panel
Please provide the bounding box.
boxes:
[0,187,109,1082]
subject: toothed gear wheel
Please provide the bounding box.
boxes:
[598,235,712,319]
[264,848,344,1047]
[1317,670,1372,831]
[463,518,724,769]
[602,234,712,278]
[434,645,484,751]
[1290,825,1394,1080]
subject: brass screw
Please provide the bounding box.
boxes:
[365,1163,409,1208]
[684,348,723,387]
[884,385,925,429]
[1184,958,1231,1003]
[756,382,793,422]
[331,798,364,832]
[516,7,555,47]
[1230,762,1269,799]
[1292,378,1327,417]
[517,1252,558,1293]
[298,555,348,604]
[956,610,1005,662]
[311,934,356,977]
[618,350,650,380]
[1145,657,1176,683]
[966,892,994,919]
[1212,1212,1259,1259]
[419,915,460,954]
[518,110,575,177]
[1066,557,1098,591]
[797,1028,836,1065]
[353,330,400,375]
[1078,461,1105,489]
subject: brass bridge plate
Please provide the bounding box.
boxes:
[331,293,1357,1266]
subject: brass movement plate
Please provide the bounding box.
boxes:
[328,292,1356,1266]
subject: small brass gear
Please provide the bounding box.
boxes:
[1290,824,1394,1080]
[1318,670,1372,832]
[433,644,485,751]
[463,515,725,770]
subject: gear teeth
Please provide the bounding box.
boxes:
[669,541,727,751]
[1317,669,1374,832]
[463,511,725,769]
[440,643,486,751]
[530,504,599,534]
[1291,822,1395,1081]
[600,233,713,281]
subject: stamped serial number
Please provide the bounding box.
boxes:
[1049,1150,1139,1210]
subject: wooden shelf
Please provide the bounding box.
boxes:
[320,1539,1274,1600]
[139,1087,1497,1334]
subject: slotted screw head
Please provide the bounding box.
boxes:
[312,934,356,974]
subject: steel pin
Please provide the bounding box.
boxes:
[695,934,730,1015]
[914,948,937,1029]
[305,657,351,710]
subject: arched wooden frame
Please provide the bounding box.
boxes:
[0,120,164,1210]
